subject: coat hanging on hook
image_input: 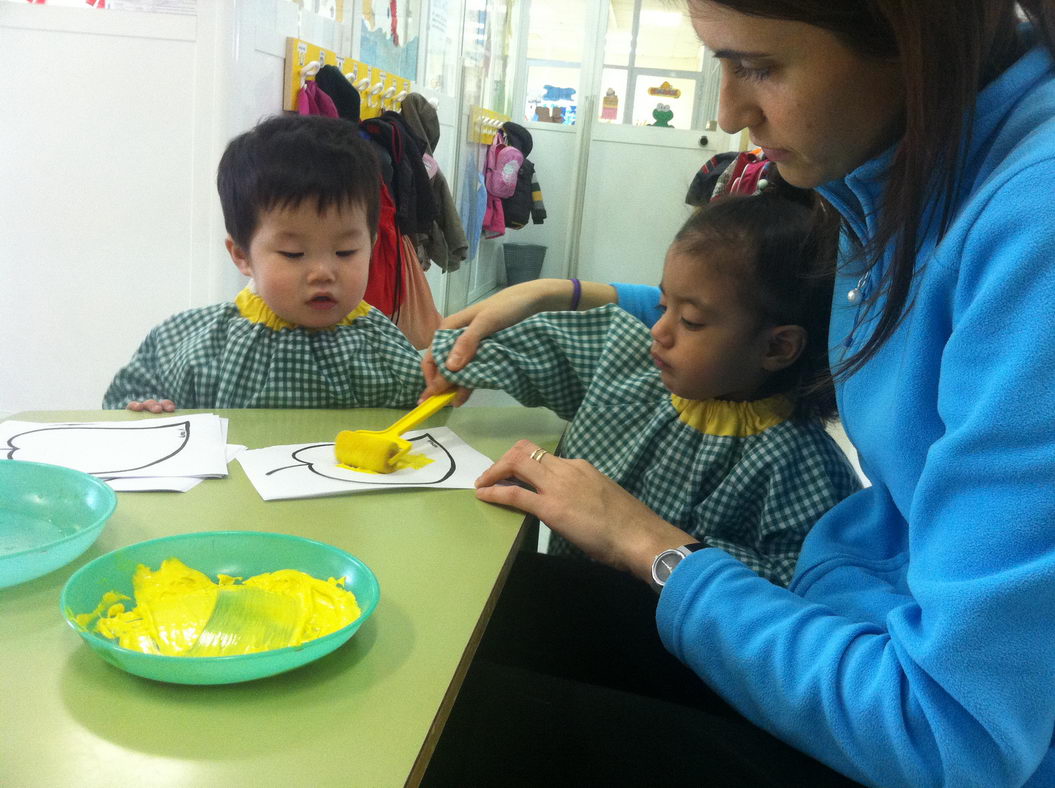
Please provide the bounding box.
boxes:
[360,115,437,237]
[501,123,547,229]
[364,182,403,320]
[314,65,361,122]
[296,81,339,118]
[385,111,439,236]
[400,93,469,272]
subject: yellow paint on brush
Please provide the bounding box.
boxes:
[79,558,360,657]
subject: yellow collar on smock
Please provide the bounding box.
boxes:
[234,287,371,331]
[670,393,793,437]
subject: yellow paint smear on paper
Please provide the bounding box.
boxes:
[338,450,434,474]
[78,558,360,657]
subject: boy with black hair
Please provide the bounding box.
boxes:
[104,114,424,411]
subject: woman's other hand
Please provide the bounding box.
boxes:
[475,440,692,583]
[126,399,176,413]
[419,279,618,403]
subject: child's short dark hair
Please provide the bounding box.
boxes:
[671,189,841,422]
[217,114,381,250]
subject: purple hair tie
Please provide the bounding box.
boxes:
[569,278,582,311]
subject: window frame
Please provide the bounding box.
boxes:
[511,0,719,130]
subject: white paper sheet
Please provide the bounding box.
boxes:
[105,475,207,493]
[106,444,246,492]
[236,427,494,501]
[0,414,229,479]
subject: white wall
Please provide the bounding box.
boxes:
[0,5,222,413]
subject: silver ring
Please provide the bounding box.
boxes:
[530,448,549,463]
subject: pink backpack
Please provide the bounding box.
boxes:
[482,130,523,237]
[484,131,524,198]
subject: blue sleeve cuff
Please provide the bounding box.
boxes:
[612,282,662,328]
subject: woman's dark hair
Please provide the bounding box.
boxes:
[697,0,1050,379]
[672,189,841,422]
[217,114,381,250]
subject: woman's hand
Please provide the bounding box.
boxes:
[420,279,572,404]
[419,279,618,403]
[475,440,693,583]
[437,279,574,370]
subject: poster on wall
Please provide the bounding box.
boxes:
[360,0,421,79]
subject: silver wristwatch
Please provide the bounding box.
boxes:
[650,543,704,593]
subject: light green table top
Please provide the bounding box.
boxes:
[0,407,566,787]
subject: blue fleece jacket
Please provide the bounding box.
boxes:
[618,36,1055,787]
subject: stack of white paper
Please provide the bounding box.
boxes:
[0,414,244,492]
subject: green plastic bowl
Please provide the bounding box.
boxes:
[61,531,380,685]
[0,460,117,588]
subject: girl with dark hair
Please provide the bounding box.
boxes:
[429,190,858,586]
[423,1,1055,785]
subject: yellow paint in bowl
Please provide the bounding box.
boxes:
[78,558,360,657]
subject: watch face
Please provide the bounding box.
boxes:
[652,548,685,588]
[654,552,679,582]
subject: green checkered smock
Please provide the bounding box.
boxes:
[432,305,861,586]
[103,287,425,409]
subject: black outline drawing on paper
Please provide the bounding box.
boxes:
[2,422,191,475]
[265,432,457,486]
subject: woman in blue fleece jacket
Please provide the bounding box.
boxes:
[422,2,1055,786]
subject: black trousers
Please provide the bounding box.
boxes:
[423,550,858,787]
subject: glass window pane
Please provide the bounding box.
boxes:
[525,64,580,125]
[526,0,589,62]
[699,48,722,127]
[461,0,514,114]
[634,0,704,71]
[631,74,696,128]
[424,0,463,91]
[598,67,628,123]
[604,0,634,67]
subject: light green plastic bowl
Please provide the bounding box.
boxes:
[61,531,380,685]
[0,460,117,589]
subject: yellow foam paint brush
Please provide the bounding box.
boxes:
[335,391,457,473]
